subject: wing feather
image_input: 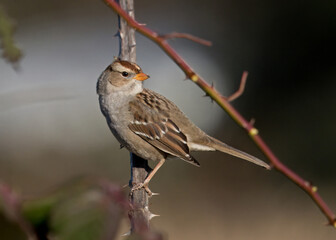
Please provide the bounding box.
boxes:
[128,91,199,166]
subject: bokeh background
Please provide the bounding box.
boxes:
[1,0,336,239]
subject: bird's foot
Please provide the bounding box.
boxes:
[131,182,152,197]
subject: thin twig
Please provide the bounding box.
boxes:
[226,71,248,102]
[103,0,336,227]
[161,32,212,46]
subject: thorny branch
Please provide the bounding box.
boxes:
[100,180,161,239]
[104,0,336,227]
[116,0,155,233]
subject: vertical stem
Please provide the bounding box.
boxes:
[116,0,151,231]
[117,0,136,62]
[129,154,151,231]
[125,0,136,62]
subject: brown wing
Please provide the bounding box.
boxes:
[128,90,200,166]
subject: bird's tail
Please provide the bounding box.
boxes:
[208,137,270,169]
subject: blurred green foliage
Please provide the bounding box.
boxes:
[0,4,22,65]
[1,179,126,240]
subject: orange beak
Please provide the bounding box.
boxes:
[133,72,150,81]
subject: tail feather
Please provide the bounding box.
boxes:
[209,137,270,170]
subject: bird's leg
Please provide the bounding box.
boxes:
[131,158,165,196]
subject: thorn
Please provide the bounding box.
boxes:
[304,181,314,188]
[203,92,210,97]
[139,23,147,26]
[121,230,131,237]
[119,31,125,39]
[114,31,120,37]
[149,213,160,220]
[210,81,214,89]
[324,220,336,228]
[151,192,160,196]
[249,118,256,126]
[120,144,125,149]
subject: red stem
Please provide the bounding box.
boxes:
[161,32,212,46]
[226,71,248,102]
[103,0,336,227]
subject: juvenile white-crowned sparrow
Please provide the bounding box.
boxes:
[97,59,269,194]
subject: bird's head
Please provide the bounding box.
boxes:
[97,59,150,95]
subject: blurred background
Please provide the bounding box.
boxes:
[0,0,336,239]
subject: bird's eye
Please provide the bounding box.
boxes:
[121,71,129,77]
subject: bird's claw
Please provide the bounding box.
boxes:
[131,182,152,197]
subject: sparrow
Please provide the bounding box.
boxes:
[97,59,270,195]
